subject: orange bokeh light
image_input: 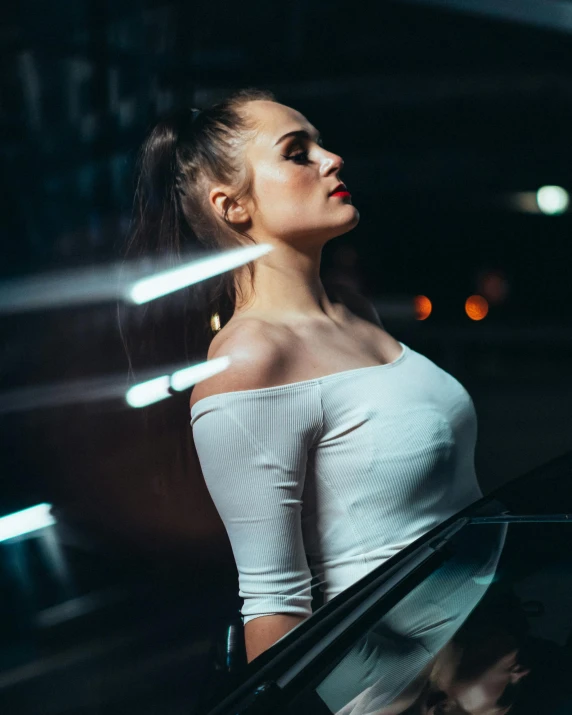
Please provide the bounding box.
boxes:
[414,295,432,320]
[465,295,489,320]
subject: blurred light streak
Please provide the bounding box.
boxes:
[0,244,273,314]
[465,295,489,321]
[38,528,76,600]
[125,375,171,407]
[170,356,230,392]
[0,371,166,414]
[35,586,128,629]
[507,187,569,215]
[126,355,232,407]
[0,358,231,414]
[127,243,274,304]
[0,633,211,690]
[0,504,55,543]
[372,296,419,321]
[401,0,572,36]
[414,295,432,320]
[0,262,124,313]
[536,185,569,215]
[507,191,541,214]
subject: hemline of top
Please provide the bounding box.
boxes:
[190,341,409,417]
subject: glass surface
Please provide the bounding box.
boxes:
[284,520,572,715]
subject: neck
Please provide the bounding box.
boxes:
[233,241,338,321]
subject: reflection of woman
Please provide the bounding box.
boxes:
[432,593,532,715]
[317,523,507,715]
[131,89,484,663]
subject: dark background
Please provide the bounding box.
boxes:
[1,1,572,712]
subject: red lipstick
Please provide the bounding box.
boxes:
[329,182,351,198]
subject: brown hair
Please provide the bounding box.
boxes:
[122,87,276,372]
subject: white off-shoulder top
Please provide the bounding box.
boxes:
[190,342,483,625]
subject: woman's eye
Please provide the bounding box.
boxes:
[284,150,309,164]
[282,137,324,164]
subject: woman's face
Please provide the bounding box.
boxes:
[436,649,531,715]
[240,100,360,247]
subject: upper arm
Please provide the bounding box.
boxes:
[189,321,320,624]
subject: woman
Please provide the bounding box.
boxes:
[132,88,483,664]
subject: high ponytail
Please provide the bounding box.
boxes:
[127,112,188,265]
[129,108,207,261]
[119,111,199,389]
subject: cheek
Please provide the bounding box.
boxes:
[254,162,289,200]
[255,162,315,203]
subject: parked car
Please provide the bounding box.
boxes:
[196,449,572,715]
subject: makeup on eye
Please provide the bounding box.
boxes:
[283,148,310,163]
[281,134,325,163]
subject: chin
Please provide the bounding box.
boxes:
[337,207,360,234]
[326,217,359,241]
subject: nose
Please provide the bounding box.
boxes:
[321,148,344,176]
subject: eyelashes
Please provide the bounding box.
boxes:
[283,150,310,164]
[282,139,325,165]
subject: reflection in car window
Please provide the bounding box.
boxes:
[315,523,507,714]
[284,520,572,715]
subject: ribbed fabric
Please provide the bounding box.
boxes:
[190,342,483,625]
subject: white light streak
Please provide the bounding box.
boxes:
[0,263,127,314]
[536,185,569,215]
[170,356,231,392]
[125,357,232,408]
[0,245,272,314]
[127,243,273,305]
[0,503,56,543]
[0,357,233,414]
[125,375,171,408]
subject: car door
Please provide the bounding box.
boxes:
[205,506,572,715]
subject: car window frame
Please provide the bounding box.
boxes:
[204,448,572,715]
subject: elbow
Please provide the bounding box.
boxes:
[244,612,307,663]
[241,589,313,662]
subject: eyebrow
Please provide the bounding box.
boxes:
[274,129,321,146]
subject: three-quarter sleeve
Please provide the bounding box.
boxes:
[190,384,323,625]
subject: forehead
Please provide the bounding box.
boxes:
[245,100,315,148]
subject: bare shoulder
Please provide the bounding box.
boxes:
[190,318,291,409]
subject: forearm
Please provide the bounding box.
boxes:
[244,613,306,663]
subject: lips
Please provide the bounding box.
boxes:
[329,183,348,196]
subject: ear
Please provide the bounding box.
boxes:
[209,187,250,226]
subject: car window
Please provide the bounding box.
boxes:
[281,518,572,715]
